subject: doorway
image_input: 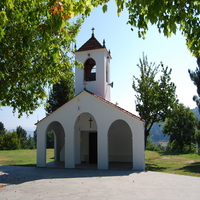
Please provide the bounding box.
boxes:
[89,132,97,164]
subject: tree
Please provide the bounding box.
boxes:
[162,103,198,153]
[132,54,178,147]
[0,0,108,116]
[1,0,199,116]
[188,58,200,112]
[46,131,54,148]
[16,126,27,149]
[116,0,199,57]
[0,131,20,150]
[45,72,74,114]
[0,122,5,135]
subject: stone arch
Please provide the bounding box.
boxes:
[74,112,98,168]
[108,119,133,169]
[46,121,65,166]
[84,58,96,81]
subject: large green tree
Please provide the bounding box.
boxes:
[16,125,27,149]
[45,73,74,114]
[1,0,199,116]
[188,58,200,112]
[0,0,108,116]
[0,122,5,135]
[162,103,198,153]
[116,0,199,57]
[133,54,178,147]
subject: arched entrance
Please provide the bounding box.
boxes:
[74,112,98,169]
[108,119,133,170]
[45,121,65,168]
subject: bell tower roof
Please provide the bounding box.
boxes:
[75,28,112,59]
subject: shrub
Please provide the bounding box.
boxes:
[0,131,20,150]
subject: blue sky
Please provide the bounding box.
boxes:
[0,1,198,133]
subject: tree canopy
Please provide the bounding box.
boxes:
[132,54,178,147]
[188,58,200,112]
[163,103,198,153]
[0,0,199,116]
[116,0,200,57]
[0,0,108,116]
[45,73,74,115]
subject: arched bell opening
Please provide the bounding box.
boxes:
[84,58,96,81]
[108,119,133,170]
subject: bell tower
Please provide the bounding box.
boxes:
[74,28,112,101]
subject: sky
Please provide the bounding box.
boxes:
[0,1,198,134]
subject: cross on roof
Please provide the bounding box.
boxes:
[92,27,95,37]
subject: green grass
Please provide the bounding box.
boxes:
[146,151,200,177]
[0,149,54,167]
[0,149,200,177]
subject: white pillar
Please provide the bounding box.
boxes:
[132,124,145,171]
[36,125,46,167]
[97,125,108,169]
[65,125,75,168]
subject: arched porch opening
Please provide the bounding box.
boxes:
[108,119,133,170]
[45,121,65,168]
[74,112,98,169]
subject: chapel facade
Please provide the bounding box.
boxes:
[36,30,145,170]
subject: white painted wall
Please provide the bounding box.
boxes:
[75,49,111,101]
[36,91,145,170]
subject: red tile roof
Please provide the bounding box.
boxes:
[75,34,112,59]
[85,90,145,122]
[76,34,104,52]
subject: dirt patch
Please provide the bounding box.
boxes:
[0,184,7,188]
[161,156,184,159]
[184,160,195,164]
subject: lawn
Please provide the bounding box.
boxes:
[0,149,54,167]
[146,150,200,177]
[0,149,200,177]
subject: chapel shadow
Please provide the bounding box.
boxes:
[0,163,142,185]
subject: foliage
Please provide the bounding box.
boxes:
[26,135,36,149]
[146,139,165,152]
[46,131,54,148]
[188,58,200,112]
[45,74,74,114]
[16,126,27,149]
[0,121,5,135]
[0,131,20,150]
[1,0,199,116]
[163,103,198,153]
[0,0,109,116]
[116,0,200,57]
[132,53,178,147]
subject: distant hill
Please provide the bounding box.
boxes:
[150,107,200,143]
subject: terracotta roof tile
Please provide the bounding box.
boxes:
[76,34,104,52]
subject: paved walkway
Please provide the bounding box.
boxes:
[0,165,200,200]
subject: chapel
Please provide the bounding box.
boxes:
[36,30,145,170]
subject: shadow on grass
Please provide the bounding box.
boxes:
[145,163,167,172]
[158,151,183,156]
[178,162,200,174]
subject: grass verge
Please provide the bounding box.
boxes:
[0,149,54,167]
[146,151,200,177]
[0,149,200,177]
